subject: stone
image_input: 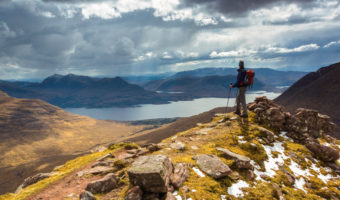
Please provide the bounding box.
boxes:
[79,191,96,200]
[165,192,177,200]
[86,173,118,193]
[21,172,55,188]
[128,155,174,193]
[228,171,239,180]
[77,166,117,177]
[146,143,160,152]
[96,153,114,162]
[170,142,185,151]
[193,154,231,179]
[143,193,160,200]
[260,174,270,181]
[125,186,143,200]
[170,163,189,189]
[246,169,255,180]
[272,183,284,200]
[216,147,252,169]
[257,127,275,143]
[306,142,340,162]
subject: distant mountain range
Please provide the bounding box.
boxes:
[275,62,340,138]
[143,75,268,97]
[0,67,307,108]
[169,67,307,87]
[0,74,171,108]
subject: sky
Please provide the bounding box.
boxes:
[0,0,339,80]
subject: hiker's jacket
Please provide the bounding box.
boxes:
[232,69,247,88]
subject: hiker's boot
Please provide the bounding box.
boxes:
[234,111,241,115]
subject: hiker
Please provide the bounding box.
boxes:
[230,60,248,118]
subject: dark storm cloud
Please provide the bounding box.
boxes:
[182,0,317,16]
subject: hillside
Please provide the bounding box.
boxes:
[0,74,169,108]
[275,62,340,138]
[0,91,148,194]
[143,75,268,98]
[2,97,339,200]
[171,68,307,87]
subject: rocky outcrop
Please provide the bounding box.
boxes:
[249,96,339,163]
[216,147,252,169]
[86,173,118,193]
[79,191,96,200]
[125,186,143,200]
[128,155,173,193]
[170,142,185,151]
[193,154,231,179]
[257,127,275,143]
[170,163,189,189]
[21,172,55,188]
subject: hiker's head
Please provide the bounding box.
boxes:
[239,60,244,69]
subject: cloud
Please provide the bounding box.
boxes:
[265,44,320,54]
[324,41,340,48]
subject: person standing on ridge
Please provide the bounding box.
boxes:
[230,60,248,118]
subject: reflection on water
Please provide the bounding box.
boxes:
[66,91,281,121]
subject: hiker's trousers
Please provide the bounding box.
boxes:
[236,87,248,115]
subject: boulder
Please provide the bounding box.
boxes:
[216,147,252,169]
[86,173,118,193]
[170,163,189,189]
[77,166,117,177]
[306,142,340,162]
[128,155,174,193]
[170,142,185,151]
[146,143,160,152]
[193,154,231,179]
[228,171,239,180]
[91,160,114,168]
[125,186,143,200]
[79,191,96,200]
[22,172,55,188]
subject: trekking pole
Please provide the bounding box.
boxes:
[225,83,232,113]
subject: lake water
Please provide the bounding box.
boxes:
[65,91,281,121]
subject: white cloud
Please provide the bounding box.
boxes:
[80,2,121,19]
[324,40,340,48]
[265,43,320,53]
[210,49,256,58]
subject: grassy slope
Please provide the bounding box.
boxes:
[0,93,146,194]
[3,112,339,200]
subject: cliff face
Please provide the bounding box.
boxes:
[2,97,339,200]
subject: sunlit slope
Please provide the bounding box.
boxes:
[0,90,144,194]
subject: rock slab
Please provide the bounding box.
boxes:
[86,173,118,193]
[128,155,174,193]
[193,154,231,179]
[216,147,252,169]
[125,186,143,200]
[170,163,189,189]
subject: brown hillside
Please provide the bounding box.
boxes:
[0,91,146,194]
[275,62,340,138]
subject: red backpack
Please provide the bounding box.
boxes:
[243,70,255,88]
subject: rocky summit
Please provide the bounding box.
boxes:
[1,96,339,200]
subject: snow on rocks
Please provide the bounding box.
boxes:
[227,180,249,197]
[260,142,288,177]
[192,167,205,177]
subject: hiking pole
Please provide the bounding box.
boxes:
[226,83,232,113]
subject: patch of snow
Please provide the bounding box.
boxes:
[187,198,193,200]
[239,140,247,144]
[192,189,197,192]
[261,142,288,177]
[323,142,330,147]
[294,177,306,192]
[289,160,312,177]
[310,163,339,183]
[238,136,244,139]
[227,180,249,197]
[192,167,205,177]
[172,191,182,200]
[221,195,227,200]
